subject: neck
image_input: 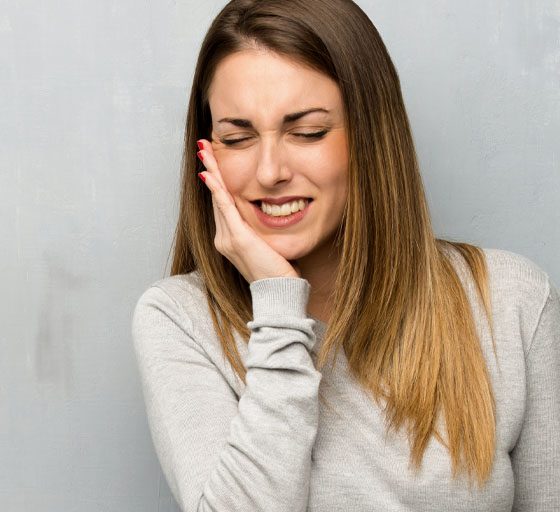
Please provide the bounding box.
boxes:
[294,241,341,323]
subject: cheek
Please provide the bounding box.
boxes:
[300,129,348,166]
[328,130,349,166]
[304,135,348,186]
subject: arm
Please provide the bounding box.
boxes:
[511,280,560,511]
[131,277,321,512]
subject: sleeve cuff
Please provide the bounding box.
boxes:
[249,277,311,319]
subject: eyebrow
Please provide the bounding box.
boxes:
[217,107,330,128]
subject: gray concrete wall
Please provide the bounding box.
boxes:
[1,1,558,510]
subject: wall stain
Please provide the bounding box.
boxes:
[33,255,88,399]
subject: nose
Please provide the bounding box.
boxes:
[254,136,293,187]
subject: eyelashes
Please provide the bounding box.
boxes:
[220,129,329,146]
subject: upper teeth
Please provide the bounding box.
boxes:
[261,198,309,216]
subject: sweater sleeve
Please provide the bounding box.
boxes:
[511,279,560,511]
[131,277,322,512]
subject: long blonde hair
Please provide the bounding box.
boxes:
[169,0,497,488]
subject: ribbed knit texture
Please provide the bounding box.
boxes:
[131,247,560,511]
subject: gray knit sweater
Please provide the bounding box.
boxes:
[131,247,560,511]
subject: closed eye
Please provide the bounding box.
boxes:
[220,129,329,146]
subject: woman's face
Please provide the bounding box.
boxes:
[207,49,348,263]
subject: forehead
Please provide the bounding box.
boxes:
[207,49,342,120]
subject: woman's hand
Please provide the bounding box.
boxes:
[196,139,302,284]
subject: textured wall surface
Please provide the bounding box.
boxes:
[0,0,558,510]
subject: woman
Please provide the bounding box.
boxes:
[132,1,560,510]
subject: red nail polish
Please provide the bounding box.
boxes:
[197,150,204,162]
[197,141,204,150]
[198,172,206,183]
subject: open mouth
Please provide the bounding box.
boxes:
[250,198,313,207]
[251,197,313,226]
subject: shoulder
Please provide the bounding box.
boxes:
[481,247,549,285]
[132,271,207,336]
[131,271,246,395]
[135,270,205,306]
[452,246,552,355]
[144,271,205,303]
[445,244,550,296]
[481,247,551,313]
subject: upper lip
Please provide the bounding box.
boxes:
[253,196,312,205]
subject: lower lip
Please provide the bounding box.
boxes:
[252,200,313,228]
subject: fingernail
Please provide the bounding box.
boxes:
[196,140,204,150]
[197,150,204,162]
[198,172,206,183]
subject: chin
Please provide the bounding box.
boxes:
[265,238,311,261]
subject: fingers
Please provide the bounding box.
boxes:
[197,139,232,201]
[197,143,233,212]
[199,168,235,220]
[196,140,246,242]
